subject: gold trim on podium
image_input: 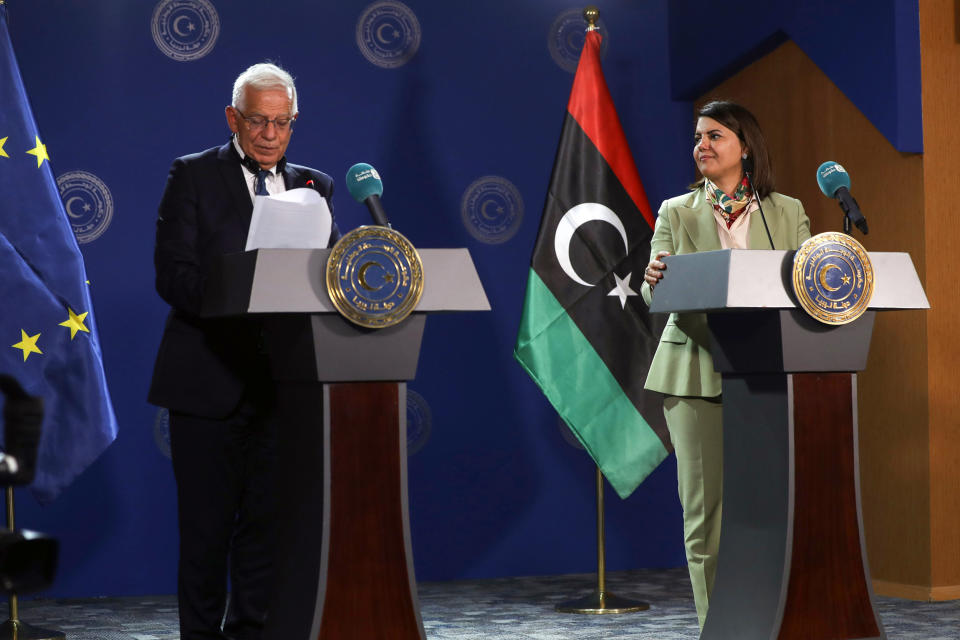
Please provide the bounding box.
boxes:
[792,231,874,325]
[326,226,424,329]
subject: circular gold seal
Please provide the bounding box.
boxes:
[792,231,874,325]
[326,226,424,328]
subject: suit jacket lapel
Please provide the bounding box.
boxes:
[748,195,782,249]
[675,189,722,253]
[217,141,253,221]
[283,165,303,191]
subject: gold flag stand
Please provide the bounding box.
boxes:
[555,467,650,614]
[0,488,64,640]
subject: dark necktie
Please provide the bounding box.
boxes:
[255,169,271,196]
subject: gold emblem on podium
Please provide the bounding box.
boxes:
[792,232,874,325]
[326,226,424,328]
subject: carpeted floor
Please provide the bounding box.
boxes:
[8,568,959,639]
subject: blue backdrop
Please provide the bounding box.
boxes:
[5,0,919,598]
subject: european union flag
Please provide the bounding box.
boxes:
[0,5,117,503]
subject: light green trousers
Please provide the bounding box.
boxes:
[663,395,723,629]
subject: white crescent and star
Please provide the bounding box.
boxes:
[376,23,399,44]
[480,199,504,221]
[607,272,638,309]
[65,197,85,218]
[553,202,637,308]
[172,16,195,37]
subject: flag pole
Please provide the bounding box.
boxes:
[0,488,65,640]
[554,8,652,614]
[555,465,649,614]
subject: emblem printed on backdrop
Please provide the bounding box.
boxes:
[515,29,668,499]
[56,170,114,244]
[0,5,118,503]
[151,0,220,62]
[548,8,609,73]
[406,389,432,457]
[460,175,525,244]
[356,0,421,69]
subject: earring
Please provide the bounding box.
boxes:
[742,153,748,159]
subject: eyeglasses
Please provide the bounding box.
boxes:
[234,108,297,132]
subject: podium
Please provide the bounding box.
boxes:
[203,247,490,640]
[649,249,928,640]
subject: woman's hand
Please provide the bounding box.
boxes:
[644,251,671,290]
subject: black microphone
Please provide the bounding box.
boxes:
[345,163,390,227]
[816,161,868,235]
[742,155,775,249]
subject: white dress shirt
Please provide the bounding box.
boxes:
[710,195,759,250]
[232,136,286,202]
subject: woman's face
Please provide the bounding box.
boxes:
[693,116,745,189]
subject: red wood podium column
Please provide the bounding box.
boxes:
[778,373,881,639]
[315,382,424,640]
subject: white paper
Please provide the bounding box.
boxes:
[244,187,333,251]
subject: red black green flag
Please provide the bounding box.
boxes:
[514,29,669,498]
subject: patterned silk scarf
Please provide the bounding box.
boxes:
[705,176,754,228]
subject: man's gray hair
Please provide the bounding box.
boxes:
[232,63,298,113]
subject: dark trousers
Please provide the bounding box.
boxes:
[170,396,277,640]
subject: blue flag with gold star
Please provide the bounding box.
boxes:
[0,5,117,503]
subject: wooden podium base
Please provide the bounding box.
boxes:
[317,382,423,639]
[264,381,424,640]
[702,372,885,640]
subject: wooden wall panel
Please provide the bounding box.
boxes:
[696,40,938,594]
[920,0,960,600]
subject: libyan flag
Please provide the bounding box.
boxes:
[514,29,669,499]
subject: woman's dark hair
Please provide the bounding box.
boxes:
[690,100,775,199]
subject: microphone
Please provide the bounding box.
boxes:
[816,161,869,235]
[741,155,775,249]
[346,163,390,227]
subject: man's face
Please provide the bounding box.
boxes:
[225,86,297,169]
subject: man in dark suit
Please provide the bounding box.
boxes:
[149,62,338,640]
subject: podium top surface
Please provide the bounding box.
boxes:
[648,249,929,314]
[202,248,490,317]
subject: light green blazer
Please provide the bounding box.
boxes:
[640,188,812,398]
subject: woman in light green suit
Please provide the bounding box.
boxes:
[640,101,811,628]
